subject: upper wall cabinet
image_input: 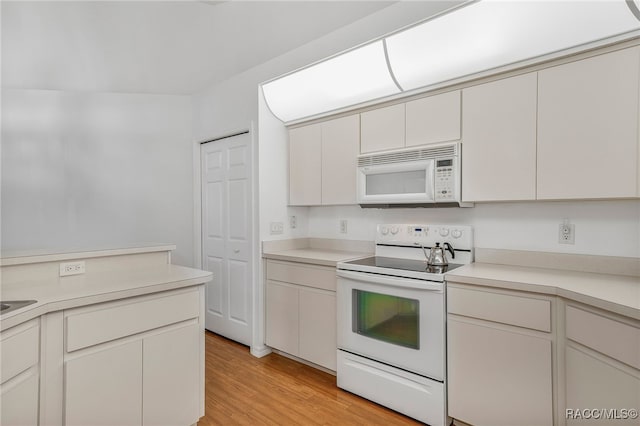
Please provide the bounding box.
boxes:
[537,47,640,200]
[289,123,322,206]
[321,115,360,205]
[289,115,360,206]
[360,104,405,154]
[406,90,461,148]
[462,73,537,202]
[360,91,462,154]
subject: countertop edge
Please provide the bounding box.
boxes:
[0,269,212,331]
[263,250,372,267]
[445,264,640,321]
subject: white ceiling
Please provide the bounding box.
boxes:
[1,1,396,95]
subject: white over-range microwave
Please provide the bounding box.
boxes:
[357,142,472,207]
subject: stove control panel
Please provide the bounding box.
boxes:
[377,224,473,251]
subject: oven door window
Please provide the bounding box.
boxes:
[353,290,419,349]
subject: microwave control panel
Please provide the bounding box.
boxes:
[435,158,455,201]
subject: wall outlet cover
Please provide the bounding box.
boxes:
[59,261,86,277]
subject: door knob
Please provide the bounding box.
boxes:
[234,249,240,253]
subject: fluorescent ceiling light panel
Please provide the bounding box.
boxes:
[386,0,640,91]
[262,41,400,122]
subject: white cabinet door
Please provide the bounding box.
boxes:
[0,371,39,426]
[299,287,336,370]
[143,324,200,426]
[0,319,40,426]
[406,90,461,147]
[289,123,322,205]
[321,115,360,205]
[448,318,553,426]
[65,340,143,426]
[462,73,537,202]
[537,47,639,199]
[360,104,405,153]
[565,346,640,425]
[265,280,299,356]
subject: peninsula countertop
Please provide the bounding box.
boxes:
[1,263,212,331]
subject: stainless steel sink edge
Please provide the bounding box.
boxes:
[0,300,38,316]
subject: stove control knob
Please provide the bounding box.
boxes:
[390,226,399,235]
[439,228,450,237]
[380,226,389,236]
[451,229,462,239]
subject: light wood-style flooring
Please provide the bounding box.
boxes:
[197,331,422,425]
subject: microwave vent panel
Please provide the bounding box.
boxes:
[358,144,457,167]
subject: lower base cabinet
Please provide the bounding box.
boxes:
[265,260,337,371]
[564,304,640,425]
[143,324,200,426]
[565,346,640,426]
[448,318,553,426]
[447,283,554,426]
[1,371,40,426]
[0,319,40,426]
[299,287,336,369]
[63,288,202,426]
[65,340,143,426]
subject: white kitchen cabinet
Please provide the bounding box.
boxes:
[447,284,554,426]
[265,260,337,370]
[461,73,537,202]
[360,103,405,153]
[63,288,202,426]
[143,323,200,426]
[564,304,640,425]
[289,115,359,206]
[321,114,360,205]
[289,123,322,205]
[406,90,461,148]
[265,280,299,356]
[0,319,40,426]
[537,47,640,200]
[299,287,337,370]
[65,340,143,426]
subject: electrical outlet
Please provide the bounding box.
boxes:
[289,216,297,229]
[340,219,348,234]
[59,261,85,277]
[558,221,575,244]
[270,222,284,235]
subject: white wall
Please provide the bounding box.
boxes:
[192,1,464,242]
[1,89,195,266]
[306,201,640,258]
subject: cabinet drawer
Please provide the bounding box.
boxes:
[566,306,640,370]
[1,319,39,384]
[447,286,551,332]
[66,289,200,352]
[266,261,336,291]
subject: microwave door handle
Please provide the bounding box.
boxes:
[336,269,443,291]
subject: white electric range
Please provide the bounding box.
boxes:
[336,223,473,426]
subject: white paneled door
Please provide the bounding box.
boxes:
[201,132,253,345]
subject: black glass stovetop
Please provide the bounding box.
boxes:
[344,256,464,274]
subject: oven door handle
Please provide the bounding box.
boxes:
[336,269,444,291]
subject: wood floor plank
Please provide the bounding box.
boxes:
[197,331,422,425]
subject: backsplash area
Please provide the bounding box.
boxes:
[306,200,640,258]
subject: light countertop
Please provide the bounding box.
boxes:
[263,248,372,267]
[1,264,212,331]
[446,263,640,320]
